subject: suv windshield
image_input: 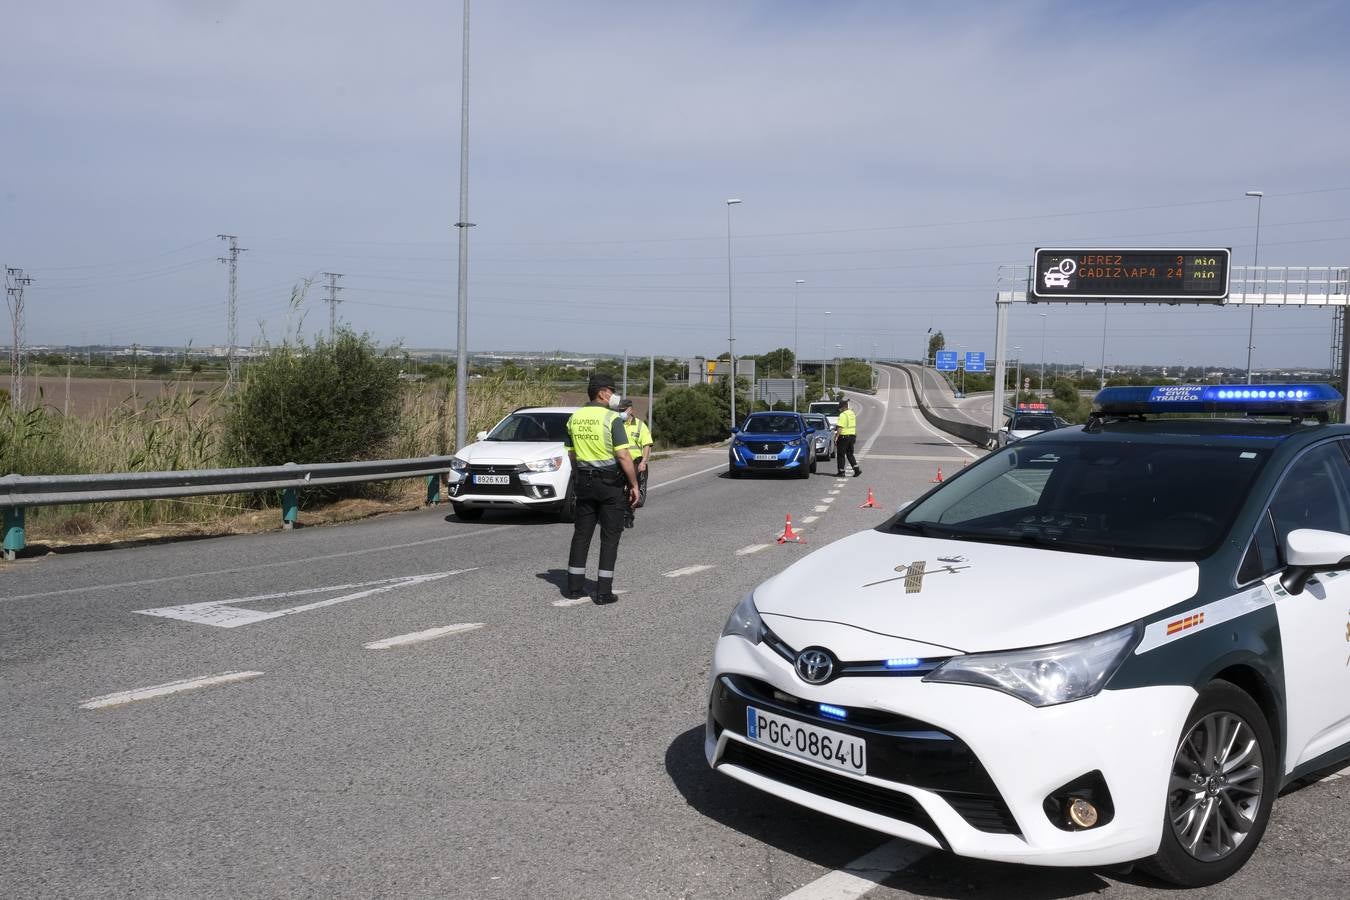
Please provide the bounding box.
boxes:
[486,412,571,442]
[897,440,1271,560]
[742,414,804,434]
[1011,414,1057,431]
[809,403,840,417]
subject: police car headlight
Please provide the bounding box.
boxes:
[721,593,764,645]
[525,456,563,472]
[449,456,469,472]
[923,624,1140,707]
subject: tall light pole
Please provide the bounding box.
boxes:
[453,0,474,452]
[1099,307,1109,390]
[823,310,831,399]
[726,198,742,429]
[793,279,805,411]
[1012,345,1022,399]
[1038,313,1048,396]
[1244,190,1264,384]
[834,343,842,392]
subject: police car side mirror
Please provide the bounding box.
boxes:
[1280,528,1350,595]
[476,431,489,442]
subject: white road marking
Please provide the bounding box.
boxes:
[551,589,628,608]
[802,515,820,524]
[736,544,771,556]
[663,564,715,578]
[80,671,262,710]
[821,497,835,504]
[650,462,727,490]
[779,839,930,900]
[863,453,971,462]
[828,490,841,496]
[813,505,828,512]
[136,569,473,629]
[364,623,483,649]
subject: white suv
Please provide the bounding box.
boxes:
[446,406,579,520]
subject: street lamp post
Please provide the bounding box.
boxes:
[726,198,742,428]
[823,311,830,399]
[835,344,842,393]
[1039,313,1048,396]
[1244,190,1264,384]
[1012,346,1022,400]
[793,279,804,411]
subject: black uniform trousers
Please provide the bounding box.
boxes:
[836,434,859,474]
[568,468,627,592]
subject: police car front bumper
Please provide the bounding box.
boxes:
[706,634,1197,867]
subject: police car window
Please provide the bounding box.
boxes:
[1237,511,1281,585]
[1013,414,1056,430]
[1267,442,1350,543]
[899,441,1271,561]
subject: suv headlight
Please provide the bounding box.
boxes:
[525,456,563,472]
[923,623,1139,707]
[785,438,802,448]
[449,456,469,472]
[721,593,764,645]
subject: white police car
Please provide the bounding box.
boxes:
[445,406,579,521]
[707,384,1350,886]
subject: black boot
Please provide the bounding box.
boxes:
[565,574,585,598]
[594,577,619,605]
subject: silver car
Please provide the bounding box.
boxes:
[801,413,836,460]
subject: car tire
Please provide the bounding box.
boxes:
[557,478,577,523]
[451,502,483,521]
[1141,680,1278,887]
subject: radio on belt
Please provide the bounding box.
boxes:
[1092,383,1342,419]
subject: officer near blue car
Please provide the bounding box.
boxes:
[564,374,641,604]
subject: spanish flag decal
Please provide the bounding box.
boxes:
[1166,612,1205,636]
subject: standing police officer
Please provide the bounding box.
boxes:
[565,374,640,604]
[834,396,861,477]
[617,398,653,528]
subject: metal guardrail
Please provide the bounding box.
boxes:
[0,456,456,560]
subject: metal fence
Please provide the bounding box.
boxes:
[1,456,456,560]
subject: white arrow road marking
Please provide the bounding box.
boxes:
[80,671,263,710]
[779,839,930,900]
[736,544,771,556]
[136,569,476,629]
[364,623,483,649]
[663,565,715,578]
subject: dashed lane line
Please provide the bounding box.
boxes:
[736,544,771,556]
[821,497,835,504]
[80,671,263,710]
[364,623,484,649]
[663,564,716,578]
[828,490,841,495]
[813,506,829,512]
[779,839,931,900]
[802,516,820,524]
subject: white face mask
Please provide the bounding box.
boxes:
[607,392,623,410]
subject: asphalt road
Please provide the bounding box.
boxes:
[2,367,1346,899]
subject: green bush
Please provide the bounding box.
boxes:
[654,384,727,447]
[0,405,81,476]
[224,331,402,497]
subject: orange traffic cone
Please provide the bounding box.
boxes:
[859,487,880,509]
[777,513,805,544]
[931,467,944,483]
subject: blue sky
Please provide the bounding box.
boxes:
[3,0,1349,370]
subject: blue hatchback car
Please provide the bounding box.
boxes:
[728,412,818,478]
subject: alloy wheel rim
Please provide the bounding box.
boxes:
[1167,711,1265,862]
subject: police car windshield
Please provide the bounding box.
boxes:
[486,413,571,442]
[1012,414,1056,431]
[742,415,804,434]
[897,440,1271,561]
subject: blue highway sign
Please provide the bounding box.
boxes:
[935,351,958,371]
[965,351,986,373]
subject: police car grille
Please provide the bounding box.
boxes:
[720,741,944,844]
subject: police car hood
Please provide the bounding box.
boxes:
[459,440,565,465]
[753,529,1199,653]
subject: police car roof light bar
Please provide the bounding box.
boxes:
[1092,384,1342,421]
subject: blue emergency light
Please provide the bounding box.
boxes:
[818,703,848,720]
[1093,383,1342,418]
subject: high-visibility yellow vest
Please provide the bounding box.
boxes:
[624,418,653,459]
[566,404,630,467]
[837,408,857,436]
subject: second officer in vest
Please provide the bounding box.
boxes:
[834,396,861,477]
[564,375,641,604]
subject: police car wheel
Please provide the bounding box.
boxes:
[451,502,483,521]
[1142,680,1277,887]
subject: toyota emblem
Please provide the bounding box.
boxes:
[795,648,835,685]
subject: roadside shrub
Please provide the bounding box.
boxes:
[224,331,402,496]
[0,404,81,475]
[654,384,727,446]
